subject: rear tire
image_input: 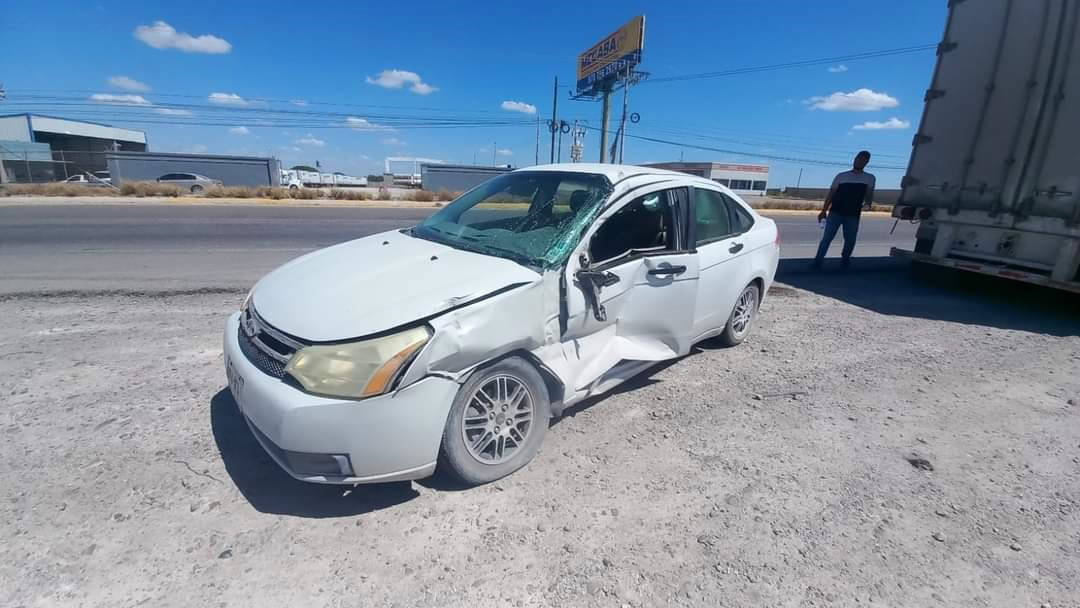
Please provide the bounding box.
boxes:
[190,185,204,194]
[718,283,760,347]
[439,357,549,485]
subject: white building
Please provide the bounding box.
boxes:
[640,162,769,196]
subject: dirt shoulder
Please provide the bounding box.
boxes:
[2,268,1077,607]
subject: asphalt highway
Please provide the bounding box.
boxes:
[0,204,918,293]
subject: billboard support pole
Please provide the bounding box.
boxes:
[618,67,630,164]
[599,86,611,163]
[550,77,558,164]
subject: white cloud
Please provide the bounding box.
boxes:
[184,144,208,154]
[365,69,438,95]
[229,126,250,135]
[156,108,193,116]
[501,100,537,115]
[345,116,393,131]
[805,88,899,111]
[828,64,848,73]
[410,82,438,95]
[208,92,250,106]
[134,21,231,54]
[90,93,151,105]
[290,99,308,107]
[279,145,303,153]
[496,148,513,156]
[107,75,150,92]
[295,134,325,147]
[382,137,405,146]
[852,117,911,130]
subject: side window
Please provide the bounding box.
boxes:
[752,180,767,191]
[724,194,756,234]
[694,188,732,245]
[159,174,177,181]
[589,190,675,264]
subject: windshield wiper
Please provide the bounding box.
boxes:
[476,244,538,267]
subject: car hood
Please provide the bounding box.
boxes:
[250,229,543,342]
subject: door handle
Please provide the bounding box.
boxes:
[647,265,687,276]
[729,242,744,253]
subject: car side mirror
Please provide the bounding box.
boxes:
[574,253,618,322]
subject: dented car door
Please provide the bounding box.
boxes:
[559,186,700,392]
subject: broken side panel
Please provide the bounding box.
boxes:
[399,274,561,387]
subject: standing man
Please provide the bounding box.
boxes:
[813,150,875,269]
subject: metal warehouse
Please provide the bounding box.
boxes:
[420,163,512,192]
[106,151,282,187]
[0,113,147,183]
[640,162,770,196]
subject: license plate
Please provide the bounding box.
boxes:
[226,358,245,406]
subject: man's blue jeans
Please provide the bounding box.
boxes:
[814,213,860,264]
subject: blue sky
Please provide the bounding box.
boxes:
[1,1,948,187]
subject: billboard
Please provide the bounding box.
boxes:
[576,15,645,94]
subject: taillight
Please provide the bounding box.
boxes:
[774,228,781,246]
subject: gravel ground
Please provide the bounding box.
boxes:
[2,270,1078,608]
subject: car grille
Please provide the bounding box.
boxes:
[237,306,301,380]
[237,324,288,378]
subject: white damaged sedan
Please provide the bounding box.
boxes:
[223,164,779,485]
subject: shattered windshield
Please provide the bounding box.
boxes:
[414,171,612,268]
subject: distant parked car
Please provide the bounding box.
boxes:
[61,172,111,186]
[156,172,222,193]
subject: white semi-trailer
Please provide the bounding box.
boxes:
[891,0,1080,293]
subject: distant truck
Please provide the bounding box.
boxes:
[891,0,1080,293]
[282,169,367,189]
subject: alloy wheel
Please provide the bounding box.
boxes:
[461,375,534,465]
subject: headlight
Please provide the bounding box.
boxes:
[285,326,431,399]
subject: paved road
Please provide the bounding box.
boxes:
[0,204,917,293]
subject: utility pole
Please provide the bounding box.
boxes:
[796,168,803,193]
[618,67,631,164]
[534,115,540,166]
[492,141,497,166]
[549,76,558,164]
[0,84,6,185]
[599,83,612,163]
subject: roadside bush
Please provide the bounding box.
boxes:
[289,187,318,200]
[118,181,182,197]
[329,188,372,201]
[204,186,256,199]
[409,189,437,202]
[1,183,115,197]
[435,189,459,201]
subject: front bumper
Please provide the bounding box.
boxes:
[222,312,459,484]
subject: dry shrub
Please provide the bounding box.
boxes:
[289,187,318,200]
[118,181,182,197]
[435,189,459,201]
[1,183,115,197]
[329,188,371,201]
[204,186,255,199]
[408,189,437,202]
[377,186,391,200]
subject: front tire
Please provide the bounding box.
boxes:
[439,357,549,485]
[718,283,760,347]
[190,185,204,194]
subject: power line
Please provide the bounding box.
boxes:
[579,124,906,170]
[644,44,937,84]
